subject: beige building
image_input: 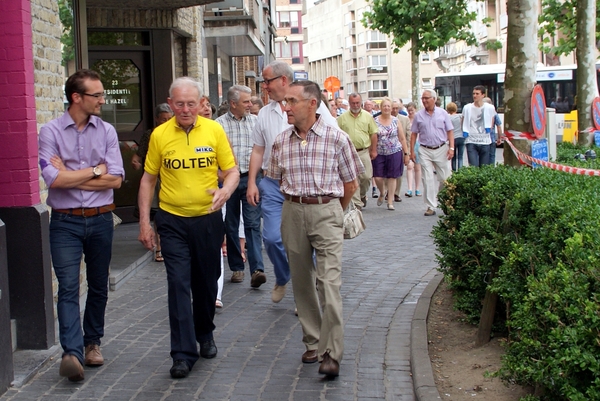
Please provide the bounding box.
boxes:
[303,0,442,103]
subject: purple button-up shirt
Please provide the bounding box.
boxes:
[39,111,125,209]
[411,106,453,147]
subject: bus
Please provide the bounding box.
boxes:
[434,63,600,142]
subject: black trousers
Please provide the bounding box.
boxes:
[155,209,224,368]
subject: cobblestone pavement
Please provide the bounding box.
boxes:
[1,189,440,401]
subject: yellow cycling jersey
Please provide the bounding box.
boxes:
[145,116,236,217]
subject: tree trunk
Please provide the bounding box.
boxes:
[576,0,598,145]
[411,33,420,105]
[502,0,538,167]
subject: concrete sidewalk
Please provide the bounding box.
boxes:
[1,190,442,401]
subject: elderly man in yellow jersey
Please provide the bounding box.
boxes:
[336,93,378,209]
[268,80,362,378]
[138,77,239,379]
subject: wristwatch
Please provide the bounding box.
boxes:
[449,147,455,151]
[92,166,102,178]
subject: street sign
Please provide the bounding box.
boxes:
[323,76,341,94]
[531,138,549,168]
[294,71,308,81]
[531,84,546,139]
[592,97,600,130]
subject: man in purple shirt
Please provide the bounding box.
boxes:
[410,89,454,216]
[38,69,124,382]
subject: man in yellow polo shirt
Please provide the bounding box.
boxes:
[336,93,378,209]
[138,77,239,379]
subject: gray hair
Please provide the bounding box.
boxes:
[227,85,252,104]
[250,96,264,107]
[154,103,172,118]
[168,77,202,99]
[267,60,294,82]
[348,92,362,101]
[422,89,437,100]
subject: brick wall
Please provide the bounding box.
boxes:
[31,0,64,208]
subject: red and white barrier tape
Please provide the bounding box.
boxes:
[504,136,600,176]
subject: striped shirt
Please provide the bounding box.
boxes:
[267,115,364,198]
[215,111,257,173]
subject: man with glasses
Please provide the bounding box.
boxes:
[138,77,239,379]
[247,61,336,304]
[410,89,454,216]
[268,80,361,378]
[38,69,125,382]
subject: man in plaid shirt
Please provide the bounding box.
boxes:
[267,80,363,378]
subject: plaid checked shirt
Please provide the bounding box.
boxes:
[267,115,364,197]
[215,111,257,173]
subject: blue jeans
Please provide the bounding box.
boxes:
[258,177,290,286]
[466,143,491,167]
[225,175,264,274]
[489,131,497,165]
[451,137,466,171]
[50,210,114,365]
[156,209,223,368]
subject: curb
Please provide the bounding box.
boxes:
[411,273,443,401]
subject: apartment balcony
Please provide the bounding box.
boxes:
[203,0,267,56]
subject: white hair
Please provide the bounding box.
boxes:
[422,89,437,100]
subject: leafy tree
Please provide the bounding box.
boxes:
[538,0,600,56]
[362,0,479,103]
[58,0,75,66]
[538,0,599,138]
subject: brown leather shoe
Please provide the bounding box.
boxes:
[250,270,266,288]
[302,349,318,364]
[318,352,339,377]
[59,354,84,382]
[230,271,244,283]
[84,344,104,367]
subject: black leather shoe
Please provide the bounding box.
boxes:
[200,339,218,359]
[170,360,190,379]
[318,352,339,377]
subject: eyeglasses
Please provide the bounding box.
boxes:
[281,97,309,107]
[421,97,432,100]
[82,92,106,99]
[262,76,282,85]
[173,102,199,110]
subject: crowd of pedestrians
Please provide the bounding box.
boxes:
[38,66,504,385]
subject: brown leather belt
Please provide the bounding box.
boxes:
[53,204,116,217]
[355,147,368,152]
[420,143,446,150]
[284,195,338,205]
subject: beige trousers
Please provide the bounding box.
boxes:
[280,199,344,363]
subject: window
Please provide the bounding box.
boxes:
[357,32,365,45]
[291,42,300,57]
[278,11,299,28]
[420,52,431,63]
[366,31,386,50]
[367,55,387,73]
[422,77,432,87]
[358,56,366,69]
[359,81,367,92]
[368,80,388,97]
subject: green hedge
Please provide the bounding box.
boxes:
[432,144,600,400]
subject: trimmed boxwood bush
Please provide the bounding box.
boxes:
[433,143,600,400]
